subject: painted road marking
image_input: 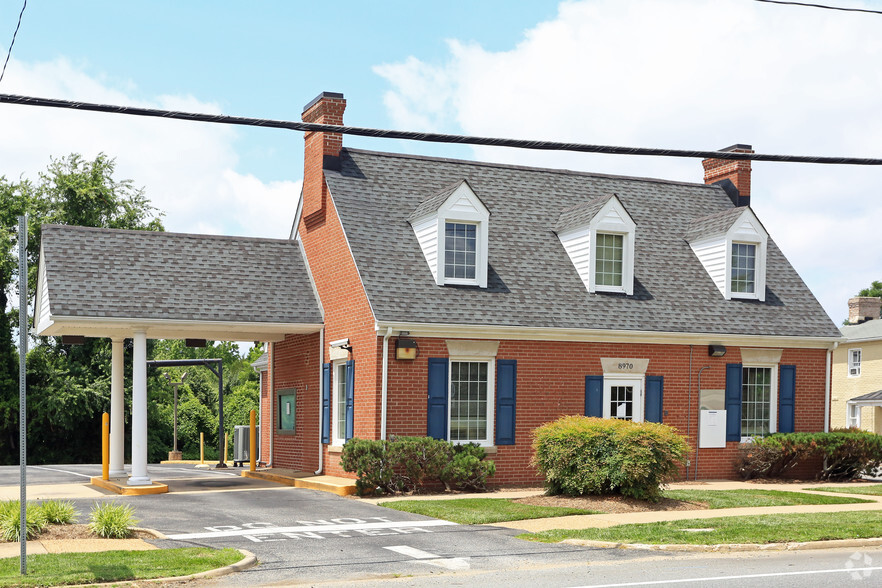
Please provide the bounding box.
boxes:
[384,545,470,570]
[570,566,882,587]
[165,518,456,541]
[31,466,92,479]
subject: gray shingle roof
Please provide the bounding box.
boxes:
[841,319,882,341]
[685,208,746,242]
[325,148,840,338]
[554,194,615,234]
[40,225,322,324]
[849,390,882,403]
[409,179,471,221]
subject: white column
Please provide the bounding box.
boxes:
[128,330,151,486]
[109,338,126,477]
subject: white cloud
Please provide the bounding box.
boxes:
[0,57,299,239]
[374,0,882,324]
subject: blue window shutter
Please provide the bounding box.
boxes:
[645,376,664,423]
[585,375,603,417]
[427,358,449,440]
[779,364,796,433]
[321,363,331,444]
[495,359,517,445]
[344,360,355,440]
[725,363,743,442]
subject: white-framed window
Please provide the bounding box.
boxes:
[444,222,477,281]
[448,358,495,445]
[849,348,862,377]
[595,232,625,289]
[846,404,862,428]
[731,242,757,295]
[603,377,644,422]
[741,365,778,440]
[331,360,348,446]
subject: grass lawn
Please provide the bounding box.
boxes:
[0,547,242,587]
[663,489,872,508]
[522,511,882,545]
[379,498,600,524]
[807,484,882,496]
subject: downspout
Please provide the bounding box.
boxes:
[315,327,325,475]
[257,369,263,463]
[381,327,393,440]
[267,342,275,467]
[825,342,837,433]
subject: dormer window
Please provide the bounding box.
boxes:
[409,180,490,288]
[444,222,477,281]
[687,207,768,301]
[555,194,636,295]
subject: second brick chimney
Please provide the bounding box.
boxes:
[848,296,881,325]
[702,144,753,207]
[302,91,346,222]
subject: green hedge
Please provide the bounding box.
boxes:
[340,436,495,495]
[736,429,882,481]
[532,416,688,502]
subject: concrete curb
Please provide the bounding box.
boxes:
[65,548,257,587]
[562,537,882,552]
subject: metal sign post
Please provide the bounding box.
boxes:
[18,215,27,575]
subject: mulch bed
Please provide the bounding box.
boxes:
[32,524,153,541]
[512,494,706,514]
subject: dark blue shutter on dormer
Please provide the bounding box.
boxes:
[645,376,664,423]
[585,375,603,417]
[427,358,449,440]
[778,365,796,433]
[344,360,355,440]
[495,359,517,445]
[725,363,743,442]
[321,363,331,444]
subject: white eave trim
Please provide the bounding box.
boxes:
[36,315,323,341]
[375,320,843,349]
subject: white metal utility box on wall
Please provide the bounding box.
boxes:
[699,389,727,448]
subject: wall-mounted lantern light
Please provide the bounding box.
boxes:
[708,344,727,358]
[396,337,418,360]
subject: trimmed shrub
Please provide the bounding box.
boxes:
[532,416,689,502]
[341,436,494,495]
[89,502,139,538]
[440,443,496,492]
[736,429,882,481]
[0,500,49,541]
[39,499,79,524]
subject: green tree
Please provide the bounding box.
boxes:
[0,154,163,464]
[858,281,882,299]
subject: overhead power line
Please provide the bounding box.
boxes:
[1,92,881,165]
[754,0,882,15]
[0,0,27,85]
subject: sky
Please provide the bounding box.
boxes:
[1,0,880,325]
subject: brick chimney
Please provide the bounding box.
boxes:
[702,144,753,207]
[848,296,881,324]
[302,91,346,222]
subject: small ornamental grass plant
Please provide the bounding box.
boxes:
[0,500,49,541]
[89,502,139,538]
[532,416,689,502]
[40,499,79,524]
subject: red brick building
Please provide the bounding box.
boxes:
[255,92,840,483]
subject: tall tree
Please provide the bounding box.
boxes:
[0,154,164,464]
[858,281,882,299]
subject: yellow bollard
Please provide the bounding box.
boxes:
[101,412,109,480]
[200,432,204,464]
[249,409,257,472]
[224,432,229,466]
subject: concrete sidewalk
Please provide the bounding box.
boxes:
[361,480,882,532]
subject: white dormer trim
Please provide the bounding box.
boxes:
[690,208,768,302]
[411,181,490,288]
[558,195,636,295]
[34,244,53,335]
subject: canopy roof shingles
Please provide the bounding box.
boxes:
[34,224,323,341]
